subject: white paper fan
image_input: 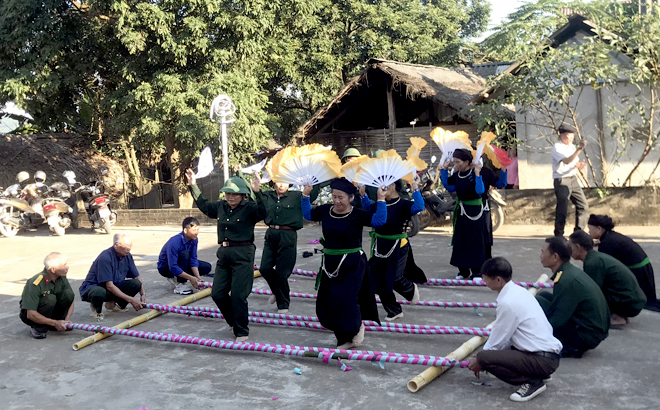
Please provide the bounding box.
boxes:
[195,146,214,179]
[352,151,416,189]
[240,158,267,174]
[274,154,341,186]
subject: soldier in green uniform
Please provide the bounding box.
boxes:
[254,173,302,314]
[185,169,266,342]
[536,236,609,358]
[568,230,646,328]
[20,252,75,339]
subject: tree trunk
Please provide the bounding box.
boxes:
[119,131,143,194]
[164,135,193,209]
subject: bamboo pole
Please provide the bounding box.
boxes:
[72,288,213,351]
[73,270,261,351]
[406,273,549,393]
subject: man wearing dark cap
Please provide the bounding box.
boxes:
[551,125,589,237]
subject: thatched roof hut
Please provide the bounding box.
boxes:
[295,58,513,163]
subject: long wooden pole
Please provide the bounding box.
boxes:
[72,288,212,351]
[406,274,549,393]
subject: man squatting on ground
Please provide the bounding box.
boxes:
[20,252,75,339]
[568,230,646,328]
[551,125,589,237]
[536,236,609,358]
[157,217,212,295]
[79,233,146,320]
[468,257,561,402]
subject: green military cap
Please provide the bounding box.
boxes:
[341,147,361,159]
[220,177,251,194]
[372,149,385,158]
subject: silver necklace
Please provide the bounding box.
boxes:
[330,206,353,219]
[457,169,473,179]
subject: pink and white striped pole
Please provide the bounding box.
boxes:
[66,322,470,369]
[142,303,492,337]
[198,282,497,309]
[254,265,553,288]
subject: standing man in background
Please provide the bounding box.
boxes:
[551,125,589,237]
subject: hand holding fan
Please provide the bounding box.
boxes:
[352,150,417,188]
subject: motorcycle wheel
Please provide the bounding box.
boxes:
[109,211,118,226]
[0,222,19,237]
[407,214,420,238]
[491,202,504,232]
[102,219,113,235]
[418,206,432,230]
[52,224,66,236]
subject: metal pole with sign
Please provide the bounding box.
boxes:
[210,95,236,183]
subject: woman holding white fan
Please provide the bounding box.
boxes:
[301,178,386,350]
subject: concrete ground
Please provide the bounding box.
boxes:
[0,223,659,410]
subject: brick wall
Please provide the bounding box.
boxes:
[82,186,658,227]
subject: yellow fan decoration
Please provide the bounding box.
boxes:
[267,144,342,186]
[404,137,428,182]
[474,131,497,165]
[430,127,474,165]
[352,149,418,188]
[340,155,370,181]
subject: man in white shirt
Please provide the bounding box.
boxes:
[468,257,562,402]
[551,125,589,237]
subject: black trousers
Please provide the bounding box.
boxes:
[158,250,212,284]
[20,290,75,332]
[477,348,559,385]
[369,242,415,317]
[260,228,297,309]
[81,279,142,313]
[213,245,255,338]
[553,175,589,236]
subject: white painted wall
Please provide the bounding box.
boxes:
[516,32,660,189]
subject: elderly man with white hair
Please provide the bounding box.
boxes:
[79,233,146,320]
[20,252,75,339]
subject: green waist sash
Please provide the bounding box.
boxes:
[628,257,650,270]
[316,238,362,289]
[369,231,408,258]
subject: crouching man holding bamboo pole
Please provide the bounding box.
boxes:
[468,257,562,402]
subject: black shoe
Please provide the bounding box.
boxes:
[509,381,547,402]
[560,347,584,358]
[30,327,47,339]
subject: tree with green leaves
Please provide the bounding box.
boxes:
[1,0,491,207]
[473,0,660,188]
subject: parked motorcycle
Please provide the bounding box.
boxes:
[65,170,117,234]
[0,183,73,237]
[413,157,506,232]
[416,167,455,231]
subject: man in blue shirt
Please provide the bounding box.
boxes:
[157,217,212,295]
[79,233,145,320]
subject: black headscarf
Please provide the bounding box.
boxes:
[453,148,473,162]
[330,177,357,196]
[588,214,615,231]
